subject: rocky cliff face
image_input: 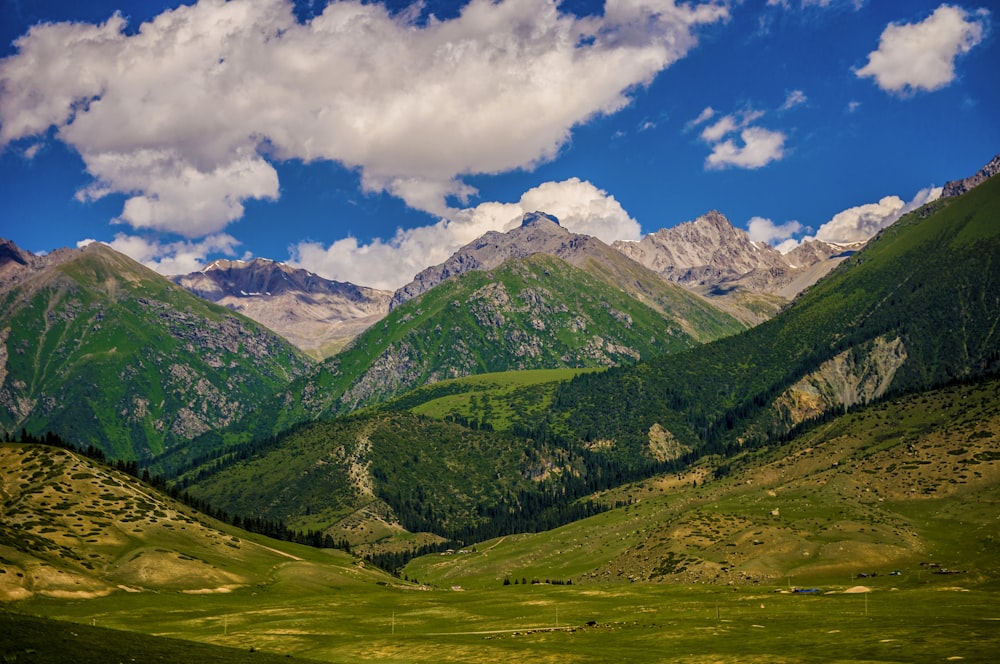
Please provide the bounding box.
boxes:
[613,211,858,323]
[173,259,391,359]
[942,153,1000,198]
[613,211,788,285]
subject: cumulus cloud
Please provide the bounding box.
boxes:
[289,178,640,290]
[706,126,786,170]
[89,232,246,275]
[750,185,943,252]
[746,216,803,245]
[690,105,786,170]
[0,0,729,236]
[856,4,989,95]
[814,185,943,244]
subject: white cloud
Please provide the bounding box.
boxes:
[752,185,943,252]
[99,232,244,275]
[814,186,942,244]
[815,196,906,243]
[780,89,807,110]
[691,105,785,170]
[0,0,729,236]
[706,126,786,170]
[856,4,989,95]
[847,100,861,113]
[700,115,739,143]
[768,0,865,10]
[773,238,801,254]
[746,216,803,245]
[289,178,640,290]
[685,106,716,130]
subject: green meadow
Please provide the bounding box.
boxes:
[9,579,1000,663]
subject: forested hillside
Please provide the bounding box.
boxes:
[540,171,1000,462]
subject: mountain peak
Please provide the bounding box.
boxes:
[391,212,594,308]
[173,259,391,359]
[520,211,560,227]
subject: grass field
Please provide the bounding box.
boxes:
[9,580,1000,663]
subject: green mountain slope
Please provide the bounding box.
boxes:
[405,376,1000,588]
[318,252,737,411]
[538,174,1000,461]
[164,251,740,469]
[0,242,312,460]
[176,411,612,554]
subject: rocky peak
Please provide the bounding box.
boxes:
[942,153,1000,198]
[613,211,857,323]
[784,239,861,269]
[391,210,586,308]
[172,260,391,359]
[0,238,78,292]
[520,210,560,227]
[613,210,786,286]
[0,238,30,268]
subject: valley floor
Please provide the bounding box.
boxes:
[7,577,1000,663]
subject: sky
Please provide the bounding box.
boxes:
[0,0,997,290]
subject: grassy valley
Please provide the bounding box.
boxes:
[404,377,1000,589]
[3,377,999,663]
[2,170,999,663]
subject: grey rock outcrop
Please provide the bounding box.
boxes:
[942,153,1000,197]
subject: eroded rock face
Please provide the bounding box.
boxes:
[773,335,908,426]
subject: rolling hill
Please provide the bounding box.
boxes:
[0,442,391,602]
[404,376,1000,588]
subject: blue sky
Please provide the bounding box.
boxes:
[1,0,996,289]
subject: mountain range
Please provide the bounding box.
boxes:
[613,210,860,323]
[169,157,1000,552]
[2,156,999,663]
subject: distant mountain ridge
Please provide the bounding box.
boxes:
[613,211,860,322]
[173,258,391,359]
